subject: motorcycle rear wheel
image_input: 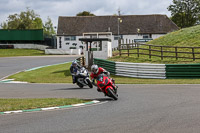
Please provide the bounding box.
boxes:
[107,88,118,100]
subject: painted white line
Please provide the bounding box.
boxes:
[1,79,14,81]
[92,100,100,103]
[25,62,70,72]
[7,81,28,84]
[41,107,60,111]
[0,70,25,81]
[72,103,85,107]
[4,110,23,114]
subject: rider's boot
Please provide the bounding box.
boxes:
[97,87,101,92]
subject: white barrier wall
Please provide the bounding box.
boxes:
[0,44,48,50]
[45,49,81,55]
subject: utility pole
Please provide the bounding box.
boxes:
[118,8,121,16]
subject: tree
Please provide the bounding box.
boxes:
[43,16,56,36]
[168,0,200,28]
[76,11,95,16]
[1,8,43,29]
[1,8,56,36]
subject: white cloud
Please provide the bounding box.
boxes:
[0,0,173,28]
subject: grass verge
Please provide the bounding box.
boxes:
[0,49,45,57]
[9,63,72,83]
[7,62,200,84]
[0,98,87,112]
[112,75,200,84]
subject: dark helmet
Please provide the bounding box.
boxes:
[72,60,77,67]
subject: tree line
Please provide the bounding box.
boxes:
[168,0,200,28]
[0,8,55,36]
[1,0,199,34]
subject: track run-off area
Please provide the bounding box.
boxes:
[0,56,200,133]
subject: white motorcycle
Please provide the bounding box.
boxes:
[74,67,93,88]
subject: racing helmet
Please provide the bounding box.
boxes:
[91,64,99,74]
[72,60,77,67]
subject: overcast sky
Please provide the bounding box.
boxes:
[0,0,173,28]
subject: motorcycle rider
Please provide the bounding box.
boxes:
[90,64,117,92]
[70,60,81,84]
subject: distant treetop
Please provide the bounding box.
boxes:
[76,11,95,16]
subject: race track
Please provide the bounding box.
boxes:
[0,56,200,133]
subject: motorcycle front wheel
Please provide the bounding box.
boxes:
[77,83,83,88]
[86,79,93,88]
[107,88,118,100]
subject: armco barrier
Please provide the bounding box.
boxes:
[94,58,116,75]
[94,58,166,79]
[166,64,200,79]
[115,62,166,79]
[94,58,200,79]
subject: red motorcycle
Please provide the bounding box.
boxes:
[96,74,118,100]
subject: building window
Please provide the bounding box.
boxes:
[114,35,123,40]
[65,36,76,41]
[71,36,76,41]
[143,34,152,39]
[59,37,62,48]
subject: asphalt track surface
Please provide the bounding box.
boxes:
[0,56,200,133]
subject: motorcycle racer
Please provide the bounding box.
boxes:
[90,64,117,92]
[70,60,81,84]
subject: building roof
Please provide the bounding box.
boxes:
[57,15,179,36]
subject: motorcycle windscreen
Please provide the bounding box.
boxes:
[97,74,109,88]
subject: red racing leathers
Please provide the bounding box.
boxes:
[90,67,107,80]
[90,67,116,92]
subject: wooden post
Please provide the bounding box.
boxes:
[175,47,178,60]
[126,39,128,56]
[161,46,163,60]
[149,45,151,59]
[118,39,121,56]
[132,40,134,48]
[82,56,85,66]
[137,43,139,58]
[128,39,131,56]
[192,48,195,61]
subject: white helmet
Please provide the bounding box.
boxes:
[91,65,99,74]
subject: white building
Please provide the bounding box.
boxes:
[56,15,179,51]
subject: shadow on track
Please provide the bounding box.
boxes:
[85,98,114,102]
[53,87,93,91]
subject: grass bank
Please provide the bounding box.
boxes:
[111,25,200,64]
[147,25,200,47]
[0,49,45,57]
[0,98,87,112]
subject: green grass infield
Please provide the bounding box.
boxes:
[0,49,45,57]
[7,62,200,84]
[0,98,88,112]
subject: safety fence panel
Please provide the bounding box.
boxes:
[115,62,166,79]
[166,64,200,79]
[94,58,116,75]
